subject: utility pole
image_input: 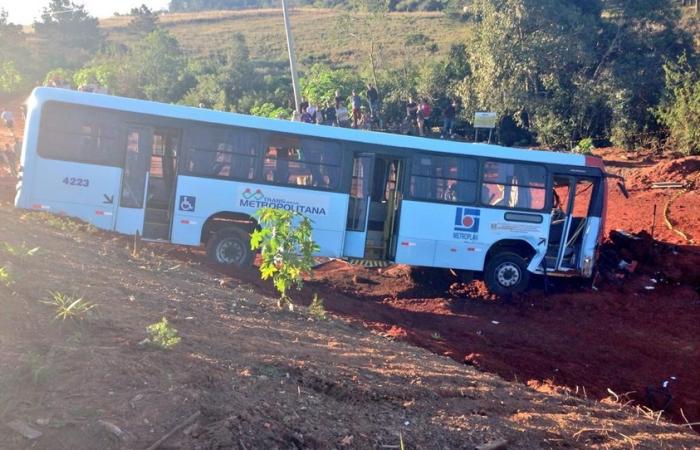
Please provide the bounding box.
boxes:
[281,0,301,112]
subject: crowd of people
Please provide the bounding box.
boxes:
[293,84,380,130]
[292,84,460,139]
[42,74,462,138]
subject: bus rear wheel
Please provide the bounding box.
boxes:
[484,252,530,296]
[206,227,253,268]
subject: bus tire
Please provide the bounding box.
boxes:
[484,252,530,296]
[206,227,253,268]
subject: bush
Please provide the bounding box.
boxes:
[250,102,290,119]
[144,317,181,349]
[573,137,595,155]
[301,64,364,108]
[250,208,319,310]
[656,55,700,156]
[309,294,327,320]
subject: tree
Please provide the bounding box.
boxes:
[181,71,228,109]
[221,33,255,110]
[0,62,22,95]
[596,0,691,149]
[128,4,159,35]
[655,55,700,155]
[459,0,603,147]
[300,64,363,107]
[0,9,25,60]
[458,0,691,149]
[249,102,290,119]
[0,9,27,94]
[130,29,194,102]
[250,208,319,310]
[33,0,103,69]
[337,0,389,87]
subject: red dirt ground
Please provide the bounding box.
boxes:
[1,97,699,442]
[2,209,698,449]
[178,147,700,427]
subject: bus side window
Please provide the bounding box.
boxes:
[38,102,123,167]
[409,154,477,203]
[481,161,545,210]
[182,126,259,180]
[264,135,341,190]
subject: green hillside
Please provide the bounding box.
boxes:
[4,1,700,153]
[101,8,470,70]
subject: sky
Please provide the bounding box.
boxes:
[2,0,171,25]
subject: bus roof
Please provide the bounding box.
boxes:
[30,87,596,168]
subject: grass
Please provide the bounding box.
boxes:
[100,8,472,71]
[44,291,97,321]
[0,266,12,287]
[1,241,40,257]
[309,293,327,320]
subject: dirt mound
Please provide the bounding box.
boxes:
[627,156,700,190]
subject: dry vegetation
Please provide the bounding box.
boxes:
[100,8,470,70]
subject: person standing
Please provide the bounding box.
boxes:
[366,84,379,119]
[442,99,457,139]
[324,103,336,126]
[314,105,324,124]
[421,98,431,130]
[1,109,14,130]
[417,98,431,137]
[406,96,418,135]
[350,90,362,128]
[300,106,314,123]
[334,90,343,109]
[336,101,350,128]
[307,103,318,123]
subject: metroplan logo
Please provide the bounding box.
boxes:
[454,207,480,232]
[242,188,264,201]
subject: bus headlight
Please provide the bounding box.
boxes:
[582,256,593,278]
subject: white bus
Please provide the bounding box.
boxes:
[16,87,610,294]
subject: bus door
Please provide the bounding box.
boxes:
[546,175,596,272]
[343,154,403,260]
[143,128,179,240]
[115,126,179,240]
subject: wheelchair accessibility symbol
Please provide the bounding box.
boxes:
[179,195,196,212]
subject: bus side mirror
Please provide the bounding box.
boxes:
[617,181,629,199]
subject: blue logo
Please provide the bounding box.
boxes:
[179,195,196,212]
[454,207,480,232]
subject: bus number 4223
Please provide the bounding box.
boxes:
[62,177,90,187]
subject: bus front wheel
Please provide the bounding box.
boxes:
[484,252,530,296]
[206,227,253,268]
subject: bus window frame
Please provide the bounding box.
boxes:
[478,159,548,212]
[256,131,346,194]
[37,101,126,168]
[179,124,262,182]
[405,151,479,205]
